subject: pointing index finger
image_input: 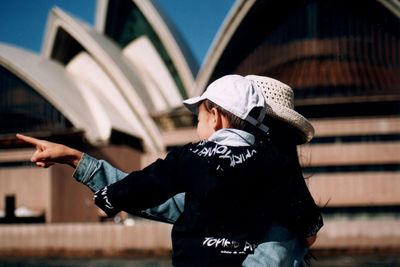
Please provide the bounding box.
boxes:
[16,134,42,146]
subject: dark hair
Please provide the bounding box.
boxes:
[203,99,247,130]
[203,101,318,263]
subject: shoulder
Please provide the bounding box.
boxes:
[162,141,208,163]
[166,141,204,156]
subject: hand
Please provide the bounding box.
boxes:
[16,134,83,168]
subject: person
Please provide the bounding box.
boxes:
[17,74,323,266]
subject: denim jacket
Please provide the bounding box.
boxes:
[73,129,308,266]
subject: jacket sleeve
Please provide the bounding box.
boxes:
[73,153,185,222]
[94,147,185,217]
[243,225,308,267]
[73,153,128,192]
[135,193,185,224]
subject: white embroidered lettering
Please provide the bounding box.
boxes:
[203,237,212,245]
[191,144,257,168]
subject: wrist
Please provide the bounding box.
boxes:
[66,147,83,168]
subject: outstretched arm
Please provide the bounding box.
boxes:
[74,154,184,223]
[17,133,184,223]
[16,134,83,168]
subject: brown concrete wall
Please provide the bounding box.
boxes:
[298,142,400,166]
[50,164,98,223]
[0,221,172,256]
[0,145,144,223]
[0,218,399,256]
[0,167,51,217]
[312,116,400,136]
[316,217,400,250]
[90,145,142,172]
[306,172,400,207]
[162,127,199,146]
[0,148,36,162]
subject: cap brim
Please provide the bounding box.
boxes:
[183,95,205,115]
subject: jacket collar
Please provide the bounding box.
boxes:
[207,128,255,146]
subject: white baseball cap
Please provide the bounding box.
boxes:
[183,74,269,132]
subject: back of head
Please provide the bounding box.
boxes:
[184,74,314,146]
[184,74,269,133]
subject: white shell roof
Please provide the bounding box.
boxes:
[122,36,183,111]
[66,51,154,144]
[41,7,165,152]
[0,43,111,145]
[2,0,214,152]
[95,0,196,97]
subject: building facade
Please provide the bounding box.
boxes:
[0,0,399,252]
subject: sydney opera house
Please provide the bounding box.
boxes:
[0,0,399,256]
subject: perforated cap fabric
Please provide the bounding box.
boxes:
[184,75,269,132]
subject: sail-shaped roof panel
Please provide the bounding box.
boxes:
[42,7,164,152]
[65,51,152,145]
[0,43,110,145]
[95,0,196,97]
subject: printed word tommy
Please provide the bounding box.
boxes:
[203,237,258,254]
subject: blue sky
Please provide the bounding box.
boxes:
[0,0,234,65]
